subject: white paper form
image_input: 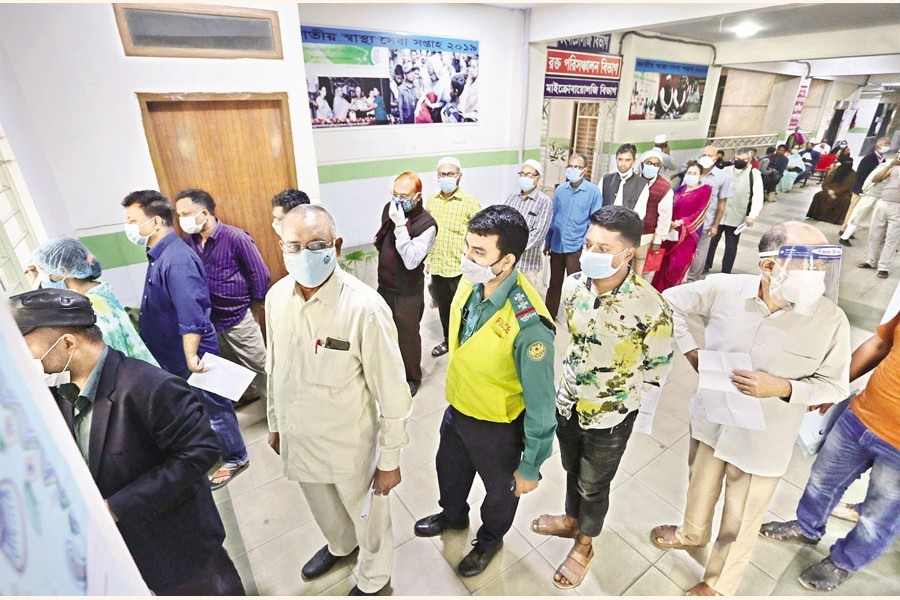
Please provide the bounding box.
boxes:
[697,350,766,430]
[187,353,256,401]
[633,381,664,436]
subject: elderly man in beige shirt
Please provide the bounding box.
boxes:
[265,205,412,596]
[649,221,850,596]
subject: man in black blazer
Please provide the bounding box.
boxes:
[10,288,244,595]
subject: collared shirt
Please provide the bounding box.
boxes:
[140,232,219,375]
[663,274,850,477]
[426,189,482,277]
[721,166,764,228]
[73,346,110,463]
[558,270,674,429]
[394,225,437,270]
[502,187,553,272]
[546,180,604,254]
[458,270,557,480]
[86,282,158,366]
[184,220,271,332]
[265,267,412,482]
[700,167,733,229]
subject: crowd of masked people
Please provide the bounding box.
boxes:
[12,131,899,595]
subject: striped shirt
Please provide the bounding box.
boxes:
[184,220,271,331]
[503,188,553,272]
[425,188,481,277]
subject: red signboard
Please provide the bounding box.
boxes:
[787,80,811,130]
[546,49,621,80]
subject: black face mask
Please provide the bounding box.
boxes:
[734,159,748,170]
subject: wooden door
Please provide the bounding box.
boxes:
[138,92,297,283]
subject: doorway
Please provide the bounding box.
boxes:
[137,92,298,282]
[823,108,844,146]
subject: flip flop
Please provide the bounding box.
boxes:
[210,461,250,490]
[650,524,695,550]
[431,341,449,357]
[530,514,578,538]
[552,545,594,590]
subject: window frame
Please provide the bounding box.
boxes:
[112,3,283,60]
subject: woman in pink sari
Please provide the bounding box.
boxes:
[652,163,713,292]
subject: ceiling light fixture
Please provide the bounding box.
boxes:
[733,22,761,38]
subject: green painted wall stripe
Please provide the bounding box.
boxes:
[545,137,570,148]
[848,127,869,133]
[80,232,147,270]
[318,149,527,184]
[523,148,541,161]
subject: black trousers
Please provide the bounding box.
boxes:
[379,290,425,382]
[435,406,524,550]
[556,410,636,537]
[158,545,245,595]
[705,224,741,274]
[431,274,461,342]
[546,250,582,319]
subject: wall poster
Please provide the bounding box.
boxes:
[301,26,480,128]
[629,58,708,121]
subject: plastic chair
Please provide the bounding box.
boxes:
[812,154,837,184]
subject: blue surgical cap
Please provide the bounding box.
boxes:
[32,237,102,280]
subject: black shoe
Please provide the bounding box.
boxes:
[857,261,875,269]
[301,544,355,580]
[839,238,852,247]
[431,341,449,357]
[414,512,469,537]
[408,380,420,398]
[878,270,890,279]
[457,540,503,577]
[759,520,819,545]
[798,557,852,591]
[348,585,382,596]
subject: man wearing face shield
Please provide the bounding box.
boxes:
[649,221,851,596]
[375,172,438,397]
[266,205,412,596]
[9,289,245,596]
[530,206,674,589]
[414,205,557,578]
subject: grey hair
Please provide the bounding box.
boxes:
[569,152,588,166]
[736,147,753,156]
[758,223,788,253]
[284,204,337,238]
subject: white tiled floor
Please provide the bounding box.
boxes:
[212,182,900,595]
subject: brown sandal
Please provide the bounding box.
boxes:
[650,524,695,550]
[552,544,594,590]
[530,514,578,538]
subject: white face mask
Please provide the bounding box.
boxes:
[769,264,826,315]
[179,212,207,235]
[459,255,502,285]
[124,217,156,247]
[283,247,337,288]
[35,335,73,387]
[580,248,628,280]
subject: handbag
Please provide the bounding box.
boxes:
[643,246,666,272]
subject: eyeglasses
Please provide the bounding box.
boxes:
[516,171,539,178]
[392,192,419,201]
[279,239,334,254]
[437,171,460,178]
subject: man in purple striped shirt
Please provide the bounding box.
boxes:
[176,189,271,410]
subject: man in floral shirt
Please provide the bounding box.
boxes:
[529,206,674,590]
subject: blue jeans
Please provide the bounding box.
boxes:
[796,408,900,571]
[178,371,248,465]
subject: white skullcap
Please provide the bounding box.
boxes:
[654,134,667,145]
[698,156,715,169]
[437,156,461,170]
[522,159,543,177]
[641,148,665,163]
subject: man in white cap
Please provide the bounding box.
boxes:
[654,134,679,175]
[503,159,553,291]
[686,146,732,283]
[426,156,482,357]
[633,148,674,276]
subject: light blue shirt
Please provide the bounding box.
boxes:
[545,180,604,253]
[701,167,733,228]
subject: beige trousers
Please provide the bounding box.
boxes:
[521,268,545,295]
[841,193,862,231]
[677,440,780,595]
[299,473,393,593]
[217,309,268,402]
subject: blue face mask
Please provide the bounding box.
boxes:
[566,167,584,183]
[438,177,459,194]
[683,174,700,187]
[283,247,336,288]
[641,164,660,180]
[580,249,627,280]
[518,176,536,192]
[398,198,417,213]
[39,271,68,290]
